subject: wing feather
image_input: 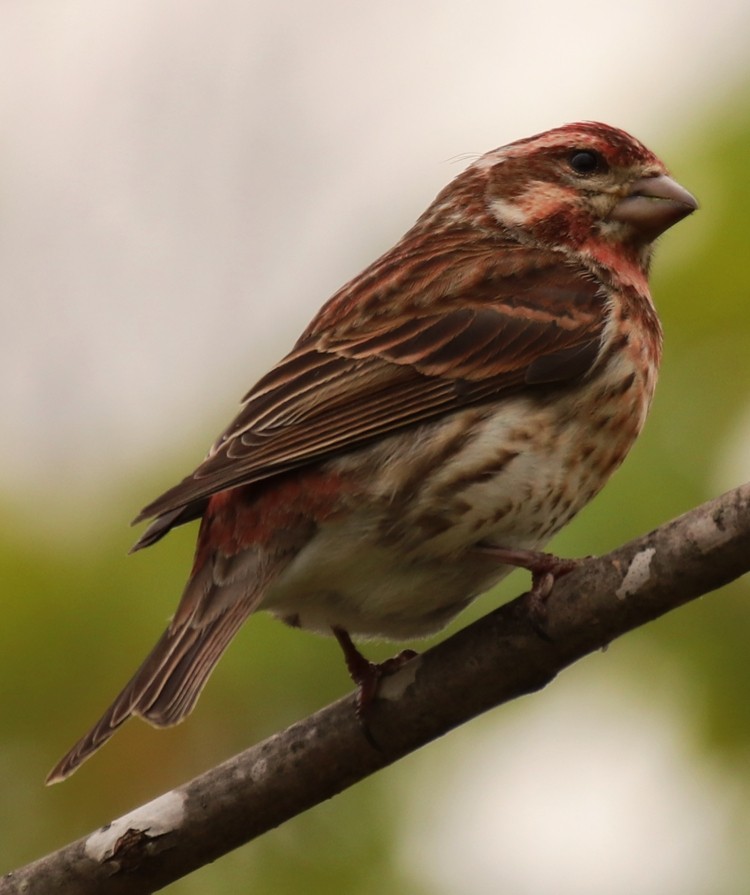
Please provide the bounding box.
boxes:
[134,246,607,533]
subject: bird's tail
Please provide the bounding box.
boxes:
[46,594,257,784]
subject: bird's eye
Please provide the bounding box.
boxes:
[568,150,605,175]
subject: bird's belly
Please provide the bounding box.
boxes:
[264,369,651,640]
[264,528,493,639]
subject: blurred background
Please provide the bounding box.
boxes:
[2,1,750,892]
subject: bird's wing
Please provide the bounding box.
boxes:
[134,246,607,538]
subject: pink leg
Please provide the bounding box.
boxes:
[476,545,580,626]
[332,627,417,717]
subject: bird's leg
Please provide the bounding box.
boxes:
[332,627,417,718]
[476,544,580,631]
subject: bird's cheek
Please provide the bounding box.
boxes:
[489,196,530,227]
[526,209,587,247]
[488,181,572,231]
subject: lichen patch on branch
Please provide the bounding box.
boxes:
[84,790,186,863]
[615,547,656,599]
[687,511,737,549]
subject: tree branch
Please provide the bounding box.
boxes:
[3,483,750,895]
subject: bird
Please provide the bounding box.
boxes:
[47,121,697,783]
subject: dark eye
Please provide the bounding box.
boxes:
[568,150,605,175]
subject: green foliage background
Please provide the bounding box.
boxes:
[2,100,750,892]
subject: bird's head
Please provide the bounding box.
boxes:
[472,121,697,275]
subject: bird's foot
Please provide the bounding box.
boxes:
[332,627,417,732]
[476,544,581,636]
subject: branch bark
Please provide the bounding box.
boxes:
[3,483,750,895]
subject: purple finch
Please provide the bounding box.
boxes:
[48,121,697,783]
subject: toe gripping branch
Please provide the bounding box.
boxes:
[332,627,417,719]
[476,544,580,632]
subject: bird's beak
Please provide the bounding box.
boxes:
[611,174,698,239]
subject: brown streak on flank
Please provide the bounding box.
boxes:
[558,496,574,515]
[612,371,636,396]
[469,515,490,533]
[548,490,564,511]
[490,501,515,524]
[592,371,636,404]
[434,448,520,498]
[390,413,484,505]
[413,514,453,537]
[592,414,613,431]
[594,332,630,371]
[610,332,630,351]
[452,498,473,516]
[507,426,535,443]
[577,444,597,464]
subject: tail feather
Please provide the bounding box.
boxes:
[45,598,257,785]
[139,600,254,725]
